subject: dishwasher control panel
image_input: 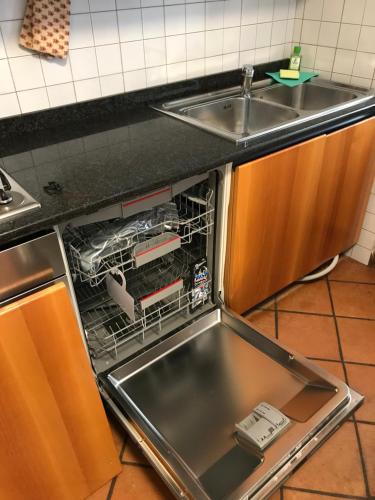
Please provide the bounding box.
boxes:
[236,402,290,450]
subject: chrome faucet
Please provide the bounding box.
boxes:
[241,64,254,98]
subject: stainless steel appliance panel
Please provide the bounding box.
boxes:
[0,232,65,303]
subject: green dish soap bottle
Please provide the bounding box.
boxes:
[289,46,302,71]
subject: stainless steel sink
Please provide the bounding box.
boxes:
[153,79,373,144]
[253,81,358,111]
[183,97,299,136]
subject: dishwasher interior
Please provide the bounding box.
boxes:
[62,173,217,373]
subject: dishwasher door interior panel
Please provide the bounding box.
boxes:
[105,307,362,499]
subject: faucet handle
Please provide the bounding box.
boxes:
[242,64,254,77]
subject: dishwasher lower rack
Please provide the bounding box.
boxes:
[76,249,212,361]
[65,190,214,287]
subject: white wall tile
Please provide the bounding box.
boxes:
[144,37,166,67]
[223,27,240,54]
[41,57,73,86]
[187,58,205,78]
[118,9,143,42]
[358,25,375,52]
[239,49,255,65]
[337,24,361,50]
[121,40,145,71]
[71,0,90,14]
[273,0,289,21]
[91,11,119,45]
[100,73,124,96]
[315,46,335,71]
[70,47,98,79]
[0,31,6,58]
[300,43,317,67]
[205,55,223,74]
[293,18,302,40]
[0,0,26,21]
[89,0,116,11]
[270,44,285,59]
[357,228,375,249]
[9,55,45,91]
[124,68,146,90]
[223,51,239,70]
[271,20,287,45]
[351,245,371,265]
[96,44,122,75]
[333,48,356,73]
[186,31,205,60]
[256,22,272,47]
[0,20,29,56]
[288,0,297,19]
[0,59,14,94]
[70,14,94,49]
[205,29,223,57]
[47,83,76,107]
[318,22,340,47]
[257,0,274,23]
[322,0,344,22]
[224,0,241,28]
[241,0,258,25]
[142,7,164,39]
[342,0,366,24]
[254,46,270,63]
[331,71,351,83]
[295,0,304,18]
[165,5,185,36]
[18,87,49,113]
[304,0,323,20]
[301,20,320,44]
[206,1,224,30]
[364,0,375,26]
[367,194,375,214]
[186,4,205,33]
[352,51,375,78]
[363,211,375,232]
[166,34,186,63]
[240,24,256,50]
[146,65,167,86]
[167,61,186,81]
[75,77,101,101]
[286,19,294,42]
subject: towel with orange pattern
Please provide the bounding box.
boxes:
[19,0,70,59]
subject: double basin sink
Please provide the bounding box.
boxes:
[154,79,372,144]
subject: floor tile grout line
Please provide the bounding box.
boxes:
[356,419,375,427]
[307,356,375,368]
[274,293,279,340]
[329,278,375,286]
[121,460,152,468]
[106,476,118,500]
[283,485,368,499]
[326,278,372,499]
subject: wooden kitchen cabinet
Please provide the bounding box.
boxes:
[225,117,375,314]
[0,282,121,500]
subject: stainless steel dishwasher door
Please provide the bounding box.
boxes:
[107,308,362,500]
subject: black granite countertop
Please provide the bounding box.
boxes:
[0,62,374,245]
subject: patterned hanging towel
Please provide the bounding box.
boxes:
[19,0,71,59]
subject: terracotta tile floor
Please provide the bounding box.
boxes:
[87,257,375,500]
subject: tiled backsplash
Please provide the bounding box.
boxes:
[0,0,296,117]
[293,0,375,89]
[293,0,375,265]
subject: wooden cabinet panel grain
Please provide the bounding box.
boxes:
[225,118,375,314]
[0,282,121,500]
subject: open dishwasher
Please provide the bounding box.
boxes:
[62,167,362,500]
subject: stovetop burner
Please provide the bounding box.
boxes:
[0,168,40,223]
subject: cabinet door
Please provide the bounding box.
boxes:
[315,117,375,260]
[0,282,121,500]
[225,136,326,314]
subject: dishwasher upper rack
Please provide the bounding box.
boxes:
[76,248,211,359]
[66,190,214,287]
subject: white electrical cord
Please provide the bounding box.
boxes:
[298,254,339,282]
